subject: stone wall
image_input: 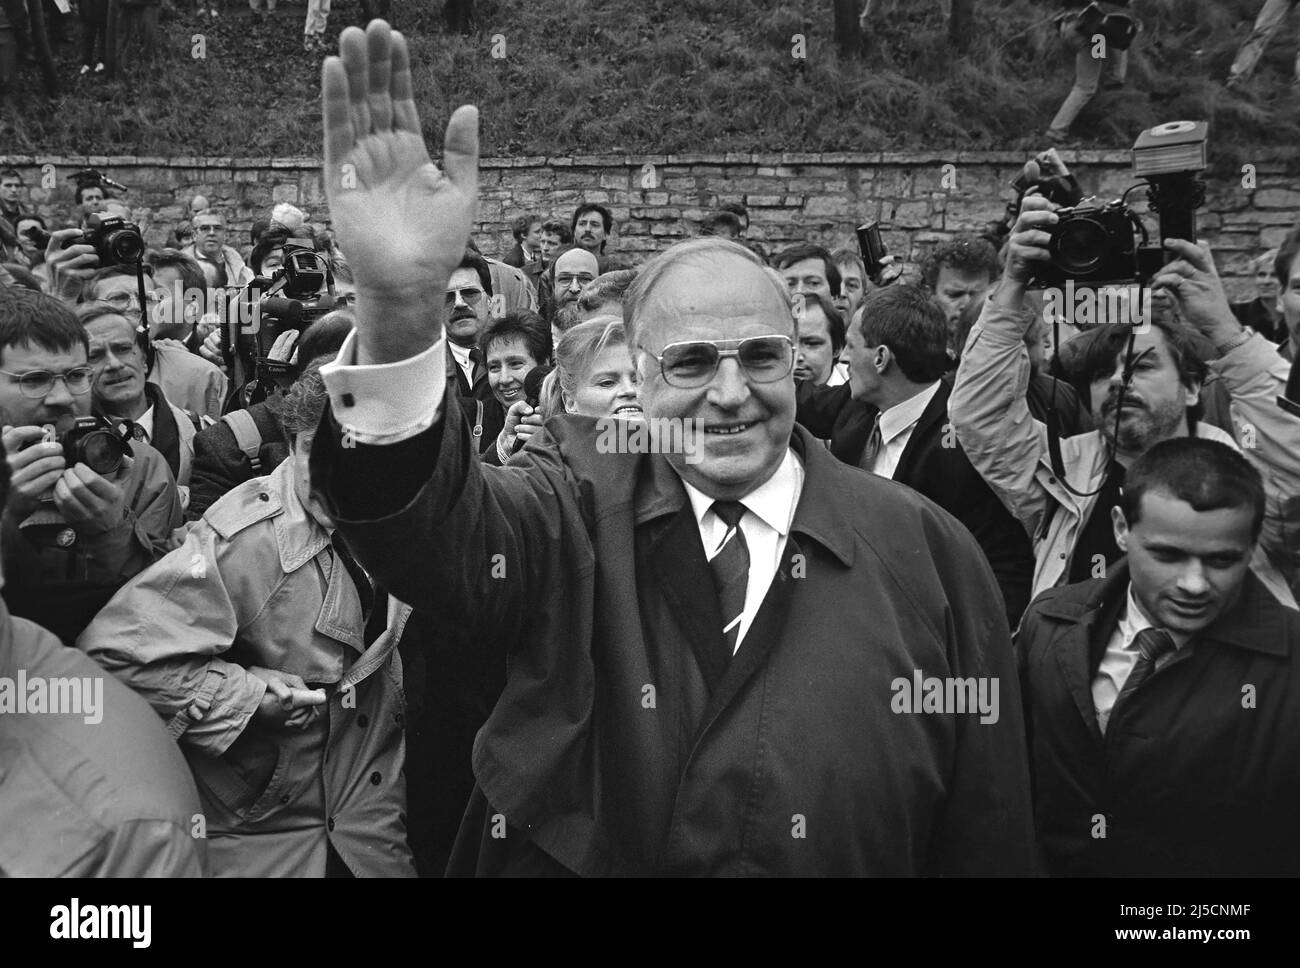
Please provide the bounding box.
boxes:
[4,152,1297,298]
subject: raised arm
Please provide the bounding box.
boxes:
[949,196,1059,535]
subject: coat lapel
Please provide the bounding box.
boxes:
[646,503,730,694]
[893,381,950,484]
[144,383,182,481]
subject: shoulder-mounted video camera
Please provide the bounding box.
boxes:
[1029,120,1208,291]
[225,237,343,408]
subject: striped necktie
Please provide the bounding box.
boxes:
[708,500,750,657]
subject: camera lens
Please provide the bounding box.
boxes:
[108,229,145,264]
[1052,218,1109,274]
[76,430,125,476]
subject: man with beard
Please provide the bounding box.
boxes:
[951,195,1300,603]
[445,249,505,454]
[542,246,599,325]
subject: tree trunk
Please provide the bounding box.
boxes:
[833,0,862,59]
[950,0,974,53]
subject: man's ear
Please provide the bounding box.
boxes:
[1183,378,1202,410]
[875,345,891,374]
[1111,503,1130,553]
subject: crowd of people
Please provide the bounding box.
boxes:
[2,17,1299,877]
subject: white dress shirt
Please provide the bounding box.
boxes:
[1091,583,1189,731]
[681,450,804,651]
[321,331,806,652]
[447,339,477,389]
[871,380,941,480]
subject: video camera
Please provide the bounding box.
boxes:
[1029,120,1208,291]
[225,237,344,408]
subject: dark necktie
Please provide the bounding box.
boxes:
[1107,627,1176,728]
[468,345,485,386]
[709,501,750,658]
[858,414,884,472]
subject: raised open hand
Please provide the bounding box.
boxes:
[322,20,480,363]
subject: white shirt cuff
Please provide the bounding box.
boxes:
[320,329,446,445]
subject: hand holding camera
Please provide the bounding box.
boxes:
[2,422,130,532]
[45,227,100,303]
[1149,238,1239,346]
[996,194,1059,303]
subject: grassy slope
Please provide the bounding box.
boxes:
[8,0,1299,172]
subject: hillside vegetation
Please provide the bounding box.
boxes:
[7,0,1299,171]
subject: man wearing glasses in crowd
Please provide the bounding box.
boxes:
[309,23,1036,875]
[181,211,254,288]
[0,289,182,646]
[444,249,505,454]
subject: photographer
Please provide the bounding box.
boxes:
[187,310,352,519]
[0,288,183,645]
[79,362,416,878]
[950,194,1300,603]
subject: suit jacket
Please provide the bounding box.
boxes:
[310,391,1037,875]
[187,399,291,520]
[448,349,505,455]
[796,377,1035,625]
[502,242,543,269]
[1017,562,1300,875]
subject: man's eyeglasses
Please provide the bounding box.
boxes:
[88,340,141,365]
[101,290,163,311]
[0,366,95,399]
[445,287,484,308]
[556,273,595,289]
[195,224,225,234]
[642,335,795,389]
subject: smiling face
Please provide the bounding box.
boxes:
[85,313,148,418]
[635,251,795,500]
[1088,328,1198,459]
[794,303,836,385]
[1114,491,1255,635]
[486,335,540,409]
[567,342,642,419]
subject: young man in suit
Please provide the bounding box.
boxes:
[307,22,1036,876]
[1018,437,1300,875]
[502,213,544,269]
[796,284,1034,626]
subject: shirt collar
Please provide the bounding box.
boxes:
[448,341,471,367]
[878,380,941,444]
[1120,583,1191,651]
[681,447,803,538]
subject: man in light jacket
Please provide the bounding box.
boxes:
[951,195,1300,605]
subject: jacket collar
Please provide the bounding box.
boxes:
[1033,559,1296,658]
[631,425,855,569]
[265,459,332,574]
